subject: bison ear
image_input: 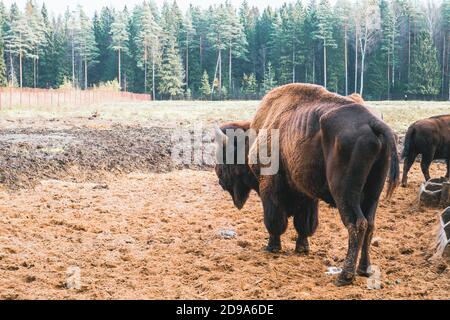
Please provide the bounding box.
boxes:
[214,126,228,146]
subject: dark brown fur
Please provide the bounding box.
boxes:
[401,114,450,187]
[215,83,400,286]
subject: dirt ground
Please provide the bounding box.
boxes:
[0,101,449,300]
[0,164,449,300]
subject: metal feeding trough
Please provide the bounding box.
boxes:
[434,207,450,260]
[419,178,450,208]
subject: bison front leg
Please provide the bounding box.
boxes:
[293,199,319,255]
[262,197,287,253]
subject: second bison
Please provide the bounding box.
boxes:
[401,114,450,187]
[215,84,399,286]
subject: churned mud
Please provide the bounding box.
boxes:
[0,164,448,300]
[0,120,216,189]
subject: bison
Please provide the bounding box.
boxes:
[215,84,399,286]
[401,114,450,187]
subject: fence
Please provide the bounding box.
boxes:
[0,87,152,109]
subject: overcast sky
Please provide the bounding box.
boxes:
[5,0,277,16]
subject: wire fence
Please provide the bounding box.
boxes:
[0,87,152,109]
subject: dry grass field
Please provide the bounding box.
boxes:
[0,100,449,299]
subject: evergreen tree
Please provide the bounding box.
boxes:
[4,10,32,87]
[315,0,336,88]
[0,2,7,86]
[136,2,161,97]
[207,4,232,97]
[158,34,184,99]
[0,0,447,100]
[76,6,98,89]
[183,7,195,92]
[25,0,46,88]
[224,1,247,95]
[92,7,115,85]
[199,70,211,99]
[0,35,6,86]
[303,0,319,84]
[110,9,129,89]
[39,13,68,88]
[407,32,441,96]
[262,61,276,94]
[241,72,257,98]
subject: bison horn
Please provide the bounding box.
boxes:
[214,126,228,145]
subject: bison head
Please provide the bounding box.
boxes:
[214,122,258,210]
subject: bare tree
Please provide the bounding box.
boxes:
[357,0,381,95]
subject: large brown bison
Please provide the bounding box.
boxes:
[401,114,450,187]
[215,84,399,286]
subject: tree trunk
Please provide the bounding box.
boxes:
[312,54,315,84]
[211,52,220,96]
[152,48,156,100]
[186,36,189,89]
[19,51,23,88]
[387,49,390,100]
[447,35,450,101]
[359,37,366,96]
[408,16,411,80]
[392,27,395,88]
[33,57,36,88]
[442,36,446,98]
[84,58,88,90]
[199,36,203,69]
[323,40,327,88]
[292,38,295,83]
[9,49,13,85]
[262,47,266,79]
[344,23,348,95]
[354,30,358,93]
[229,41,232,93]
[72,38,75,87]
[144,47,148,93]
[118,48,121,90]
[218,49,222,97]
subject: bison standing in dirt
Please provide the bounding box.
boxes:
[401,114,450,187]
[215,84,399,286]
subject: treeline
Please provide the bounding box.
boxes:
[0,0,449,100]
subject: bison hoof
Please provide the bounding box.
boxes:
[265,244,281,253]
[295,247,310,256]
[335,272,355,287]
[295,240,310,255]
[356,266,372,277]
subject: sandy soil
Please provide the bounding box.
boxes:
[0,163,448,300]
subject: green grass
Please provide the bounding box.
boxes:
[0,100,448,133]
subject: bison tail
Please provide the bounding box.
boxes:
[370,119,400,199]
[386,141,400,199]
[401,126,415,160]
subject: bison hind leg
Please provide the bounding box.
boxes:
[401,150,417,187]
[328,133,383,286]
[293,198,319,255]
[420,149,435,182]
